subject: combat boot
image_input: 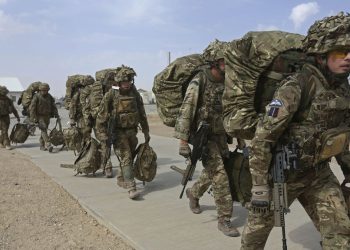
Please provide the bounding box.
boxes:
[117,176,126,188]
[186,188,201,214]
[40,145,46,151]
[105,167,113,178]
[5,145,12,150]
[0,143,4,148]
[218,218,240,237]
[128,189,140,200]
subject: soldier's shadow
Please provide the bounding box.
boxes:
[288,221,321,250]
[14,142,40,148]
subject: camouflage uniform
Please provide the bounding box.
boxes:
[0,86,20,149]
[174,67,233,218]
[96,66,150,196]
[29,83,59,151]
[241,13,350,250]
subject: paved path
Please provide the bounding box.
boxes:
[10,107,340,250]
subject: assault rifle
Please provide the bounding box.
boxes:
[171,122,210,199]
[272,142,298,250]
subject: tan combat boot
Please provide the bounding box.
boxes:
[128,189,140,200]
[218,218,240,237]
[5,145,12,150]
[105,167,113,178]
[186,188,201,214]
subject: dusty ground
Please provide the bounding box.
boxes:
[0,114,172,250]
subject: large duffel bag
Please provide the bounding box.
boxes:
[10,123,30,144]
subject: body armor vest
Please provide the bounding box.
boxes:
[37,94,53,116]
[286,64,350,166]
[112,93,140,129]
[0,96,10,116]
[196,71,226,135]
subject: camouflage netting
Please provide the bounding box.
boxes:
[152,54,205,127]
[222,31,305,139]
[303,12,350,54]
[95,68,120,82]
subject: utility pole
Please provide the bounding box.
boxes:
[168,51,171,65]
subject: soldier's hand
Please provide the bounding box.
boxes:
[250,185,270,213]
[144,132,150,143]
[179,140,191,158]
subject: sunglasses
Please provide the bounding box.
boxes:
[328,49,350,59]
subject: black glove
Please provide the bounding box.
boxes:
[250,184,270,213]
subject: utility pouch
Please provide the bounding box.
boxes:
[314,127,350,164]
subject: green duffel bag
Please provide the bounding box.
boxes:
[74,138,101,175]
[224,149,252,205]
[134,142,157,182]
[49,119,64,146]
[10,123,30,144]
[63,126,82,152]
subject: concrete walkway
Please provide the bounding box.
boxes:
[10,126,334,250]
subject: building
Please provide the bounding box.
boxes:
[138,88,155,104]
[0,77,24,104]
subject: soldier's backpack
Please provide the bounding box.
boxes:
[64,74,86,110]
[49,119,65,146]
[10,123,30,143]
[133,142,157,182]
[74,137,101,175]
[63,126,83,152]
[223,31,306,140]
[19,81,42,115]
[152,54,205,127]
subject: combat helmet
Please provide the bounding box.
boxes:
[39,83,50,91]
[202,39,227,62]
[115,65,137,83]
[0,85,9,95]
[302,12,350,54]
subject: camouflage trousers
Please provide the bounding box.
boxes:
[0,115,10,146]
[190,140,233,220]
[112,128,138,189]
[241,165,350,250]
[37,115,51,148]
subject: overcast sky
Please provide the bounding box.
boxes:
[0,0,348,97]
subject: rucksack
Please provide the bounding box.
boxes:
[19,81,42,112]
[133,142,157,182]
[224,149,251,205]
[223,31,306,140]
[64,74,86,110]
[10,123,30,143]
[74,137,101,175]
[63,126,83,152]
[49,119,65,146]
[152,54,205,127]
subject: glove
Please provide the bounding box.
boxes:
[250,184,271,213]
[179,141,191,158]
[144,131,150,143]
[69,119,76,126]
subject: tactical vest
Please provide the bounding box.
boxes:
[286,64,350,166]
[111,91,140,129]
[0,96,10,116]
[36,94,53,116]
[196,70,226,135]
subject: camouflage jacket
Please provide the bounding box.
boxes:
[250,63,350,185]
[69,89,83,120]
[29,93,58,121]
[96,87,149,140]
[0,95,20,118]
[174,68,226,142]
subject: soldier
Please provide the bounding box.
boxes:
[0,86,20,150]
[174,40,240,237]
[96,65,150,199]
[29,83,60,152]
[69,75,94,143]
[80,70,117,177]
[241,13,350,249]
